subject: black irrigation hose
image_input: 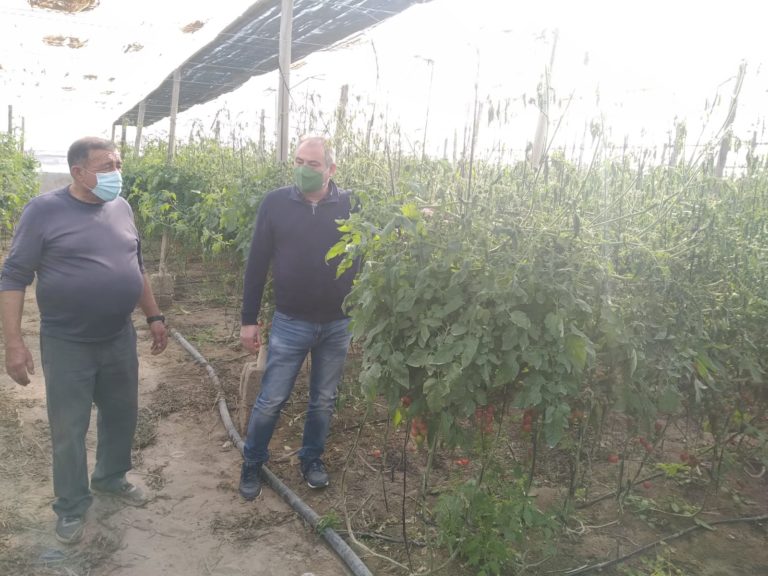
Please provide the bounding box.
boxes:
[170,329,374,576]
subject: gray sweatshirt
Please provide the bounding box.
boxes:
[0,187,145,341]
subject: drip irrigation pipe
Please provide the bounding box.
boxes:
[170,329,373,576]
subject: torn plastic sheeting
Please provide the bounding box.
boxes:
[114,0,431,127]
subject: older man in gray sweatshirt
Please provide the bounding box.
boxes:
[0,136,168,544]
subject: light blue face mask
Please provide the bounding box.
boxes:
[87,170,123,202]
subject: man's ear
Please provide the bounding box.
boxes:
[328,163,337,177]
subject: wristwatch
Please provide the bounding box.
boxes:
[146,315,166,325]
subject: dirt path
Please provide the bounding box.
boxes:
[0,290,349,576]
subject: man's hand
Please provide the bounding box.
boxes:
[148,321,168,355]
[5,342,35,386]
[240,323,263,354]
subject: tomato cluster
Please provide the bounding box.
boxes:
[521,408,536,433]
[474,405,495,434]
[410,417,427,444]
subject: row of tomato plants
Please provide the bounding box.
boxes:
[120,133,766,573]
[2,119,764,572]
[0,133,38,236]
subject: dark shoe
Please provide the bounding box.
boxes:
[55,516,84,544]
[301,459,329,489]
[239,462,262,500]
[92,477,147,507]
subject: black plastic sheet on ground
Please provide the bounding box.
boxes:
[114,0,430,127]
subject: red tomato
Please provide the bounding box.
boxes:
[608,454,620,464]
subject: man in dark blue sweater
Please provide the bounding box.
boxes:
[239,136,357,499]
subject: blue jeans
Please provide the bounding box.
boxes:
[243,311,351,465]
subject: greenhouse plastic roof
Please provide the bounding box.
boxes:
[114,0,430,127]
[0,0,429,143]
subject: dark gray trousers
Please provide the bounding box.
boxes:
[40,324,138,518]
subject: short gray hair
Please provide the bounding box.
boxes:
[297,135,335,167]
[67,137,116,169]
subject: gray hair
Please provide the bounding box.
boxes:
[297,135,335,167]
[67,137,116,169]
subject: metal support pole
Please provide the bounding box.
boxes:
[277,0,293,163]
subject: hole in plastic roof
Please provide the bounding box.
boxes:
[124,43,144,53]
[29,0,99,13]
[43,36,89,49]
[181,20,205,34]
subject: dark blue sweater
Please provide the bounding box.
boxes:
[241,182,357,324]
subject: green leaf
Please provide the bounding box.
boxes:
[497,357,520,384]
[442,292,464,316]
[395,289,417,313]
[406,348,429,367]
[565,334,587,371]
[509,310,531,329]
[451,323,468,336]
[545,312,563,339]
[517,373,544,407]
[433,343,457,365]
[502,327,518,351]
[325,240,347,262]
[401,203,420,220]
[461,335,480,368]
[693,378,708,403]
[543,403,570,447]
[694,517,716,531]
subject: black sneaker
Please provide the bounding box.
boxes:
[301,459,329,489]
[55,515,84,544]
[239,461,262,500]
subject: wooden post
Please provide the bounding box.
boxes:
[421,58,434,162]
[715,61,746,178]
[334,84,349,159]
[259,109,266,153]
[110,123,116,143]
[151,67,182,306]
[167,68,181,163]
[277,0,293,163]
[531,31,558,170]
[120,117,128,157]
[7,105,12,135]
[134,99,146,156]
[237,344,268,434]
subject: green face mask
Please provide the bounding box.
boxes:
[294,165,325,194]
